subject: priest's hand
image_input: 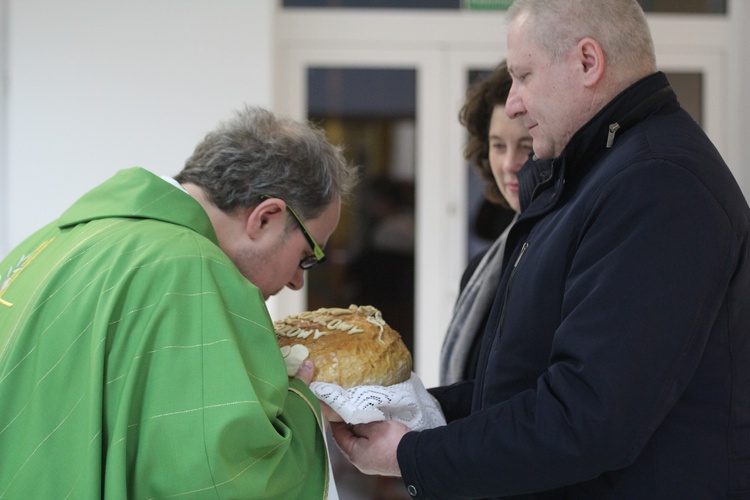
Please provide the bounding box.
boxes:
[294,360,315,385]
[320,401,344,423]
[329,419,409,477]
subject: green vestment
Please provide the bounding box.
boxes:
[0,168,328,499]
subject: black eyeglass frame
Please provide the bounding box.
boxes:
[259,195,327,269]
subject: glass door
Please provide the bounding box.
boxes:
[305,67,417,355]
[272,45,449,384]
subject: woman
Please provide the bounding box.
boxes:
[439,60,532,385]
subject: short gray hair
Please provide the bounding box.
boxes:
[175,105,358,221]
[507,0,656,76]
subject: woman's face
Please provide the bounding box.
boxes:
[488,104,533,212]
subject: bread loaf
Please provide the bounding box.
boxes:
[275,304,412,388]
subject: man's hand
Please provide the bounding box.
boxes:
[329,419,410,477]
[320,401,344,423]
[294,359,315,385]
[292,361,347,423]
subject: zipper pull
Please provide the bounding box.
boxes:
[514,242,529,268]
[606,122,620,148]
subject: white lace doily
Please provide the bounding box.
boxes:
[310,373,446,431]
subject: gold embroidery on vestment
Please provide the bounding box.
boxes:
[0,238,55,308]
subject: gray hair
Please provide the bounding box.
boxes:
[175,105,358,221]
[507,0,656,76]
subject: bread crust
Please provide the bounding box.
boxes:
[275,305,412,388]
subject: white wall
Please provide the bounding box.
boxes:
[1,0,275,257]
[0,0,8,256]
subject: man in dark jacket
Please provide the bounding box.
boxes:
[328,0,750,498]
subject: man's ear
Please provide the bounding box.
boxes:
[577,37,605,87]
[245,198,286,240]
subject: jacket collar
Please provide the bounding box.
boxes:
[518,156,553,213]
[518,72,676,213]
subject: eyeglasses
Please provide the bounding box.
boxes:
[260,195,327,270]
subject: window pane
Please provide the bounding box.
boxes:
[308,68,415,118]
[666,72,703,126]
[637,0,726,13]
[284,0,459,8]
[306,67,416,357]
[284,0,726,13]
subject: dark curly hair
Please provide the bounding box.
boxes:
[458,60,513,208]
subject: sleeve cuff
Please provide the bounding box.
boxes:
[397,430,425,498]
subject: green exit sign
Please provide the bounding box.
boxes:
[463,0,513,10]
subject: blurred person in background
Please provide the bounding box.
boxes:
[438,60,532,393]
